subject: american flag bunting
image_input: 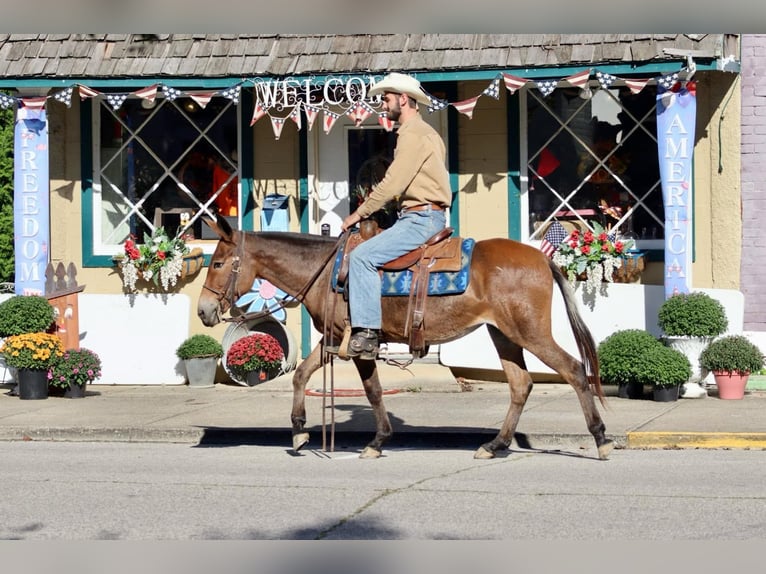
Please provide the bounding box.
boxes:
[133,84,158,103]
[105,93,128,111]
[451,96,479,119]
[539,220,568,258]
[502,73,528,94]
[536,80,558,97]
[426,94,449,113]
[596,71,617,90]
[323,110,340,134]
[303,104,320,131]
[657,72,679,90]
[77,84,101,100]
[482,76,501,99]
[21,97,48,111]
[189,92,215,109]
[161,85,183,101]
[53,87,74,108]
[563,69,591,89]
[220,84,241,105]
[289,105,302,130]
[0,93,16,109]
[270,115,285,140]
[250,101,267,126]
[377,112,395,132]
[624,78,650,95]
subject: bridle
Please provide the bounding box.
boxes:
[202,229,348,324]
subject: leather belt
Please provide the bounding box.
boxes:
[402,203,445,212]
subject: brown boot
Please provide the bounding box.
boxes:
[346,328,379,361]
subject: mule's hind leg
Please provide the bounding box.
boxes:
[353,357,393,459]
[291,342,324,452]
[475,326,534,459]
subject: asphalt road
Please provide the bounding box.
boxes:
[2,441,764,541]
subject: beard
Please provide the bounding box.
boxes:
[386,100,401,122]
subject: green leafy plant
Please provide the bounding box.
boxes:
[699,335,765,375]
[597,329,661,385]
[0,332,63,369]
[0,295,56,337]
[635,344,692,388]
[115,226,190,292]
[0,100,14,284]
[225,333,284,379]
[48,347,102,389]
[176,334,223,360]
[657,292,728,338]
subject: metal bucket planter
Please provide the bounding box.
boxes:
[184,357,218,388]
[222,317,298,386]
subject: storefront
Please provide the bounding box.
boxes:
[0,34,745,383]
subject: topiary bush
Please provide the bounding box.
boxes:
[598,329,661,385]
[699,335,765,375]
[176,334,223,360]
[635,344,692,388]
[657,292,728,338]
[0,295,56,337]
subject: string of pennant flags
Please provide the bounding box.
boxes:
[1,66,689,140]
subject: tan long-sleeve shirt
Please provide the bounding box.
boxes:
[356,114,452,218]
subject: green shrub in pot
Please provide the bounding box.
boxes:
[699,335,765,375]
[0,295,56,337]
[597,329,661,385]
[635,344,692,389]
[657,292,728,338]
[175,334,223,360]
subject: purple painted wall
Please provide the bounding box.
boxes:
[741,35,766,330]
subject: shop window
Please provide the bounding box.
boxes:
[526,84,663,249]
[91,96,239,257]
[347,127,397,229]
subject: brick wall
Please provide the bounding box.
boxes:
[741,35,766,330]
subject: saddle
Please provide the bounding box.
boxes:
[336,221,463,358]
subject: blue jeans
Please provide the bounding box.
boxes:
[348,207,447,329]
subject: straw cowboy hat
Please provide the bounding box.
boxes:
[368,72,431,106]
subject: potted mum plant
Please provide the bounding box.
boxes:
[0,295,56,337]
[699,335,765,400]
[552,222,634,295]
[176,334,223,389]
[48,347,102,398]
[634,343,692,402]
[0,332,64,400]
[597,329,661,399]
[657,291,728,399]
[225,332,284,387]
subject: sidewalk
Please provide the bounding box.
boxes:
[1,360,765,453]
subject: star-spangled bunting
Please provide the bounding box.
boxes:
[539,220,568,258]
[596,71,617,90]
[657,72,679,90]
[289,105,302,130]
[303,104,320,131]
[133,84,158,102]
[77,84,101,99]
[53,87,74,108]
[220,84,241,105]
[250,101,267,126]
[427,94,449,113]
[624,78,650,95]
[161,85,183,101]
[377,112,395,132]
[270,116,285,140]
[482,76,501,99]
[188,92,215,109]
[0,93,16,109]
[105,93,128,111]
[323,110,340,134]
[563,69,591,89]
[347,100,375,125]
[536,80,558,97]
[502,73,528,94]
[451,96,479,119]
[20,97,47,111]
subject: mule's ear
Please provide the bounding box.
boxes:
[202,215,234,242]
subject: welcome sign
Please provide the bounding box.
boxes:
[657,81,696,299]
[13,107,50,296]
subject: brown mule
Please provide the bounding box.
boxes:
[197,216,613,460]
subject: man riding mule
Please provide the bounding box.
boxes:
[340,72,452,361]
[197,214,615,461]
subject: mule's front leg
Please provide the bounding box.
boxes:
[291,343,323,452]
[354,357,393,458]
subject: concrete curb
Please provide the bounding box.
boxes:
[627,431,766,449]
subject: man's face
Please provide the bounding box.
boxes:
[381,92,402,121]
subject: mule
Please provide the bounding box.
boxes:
[197,216,614,460]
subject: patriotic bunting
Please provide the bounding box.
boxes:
[502,73,528,94]
[427,94,449,113]
[303,104,321,131]
[289,105,302,130]
[377,112,395,132]
[451,96,479,119]
[105,93,128,111]
[0,93,16,109]
[188,92,215,109]
[536,80,557,97]
[133,84,158,102]
[323,110,340,134]
[161,85,183,101]
[270,116,286,140]
[77,84,101,99]
[596,71,617,90]
[482,76,501,99]
[20,97,48,111]
[347,100,375,125]
[624,78,650,95]
[53,87,73,108]
[220,84,241,105]
[658,72,680,90]
[563,69,591,89]
[250,101,267,126]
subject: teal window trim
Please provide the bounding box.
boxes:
[506,90,521,241]
[240,88,255,232]
[298,127,312,358]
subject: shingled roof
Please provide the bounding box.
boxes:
[0,34,735,80]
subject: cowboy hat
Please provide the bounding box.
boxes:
[368,72,431,106]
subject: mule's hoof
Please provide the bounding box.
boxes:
[473,446,495,460]
[293,432,310,452]
[597,440,615,460]
[359,446,381,459]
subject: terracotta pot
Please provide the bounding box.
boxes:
[713,371,749,400]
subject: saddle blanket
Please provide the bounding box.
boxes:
[331,238,475,296]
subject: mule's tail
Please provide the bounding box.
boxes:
[548,259,606,406]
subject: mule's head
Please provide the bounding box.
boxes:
[197,216,256,326]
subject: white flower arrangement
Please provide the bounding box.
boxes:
[116,227,189,293]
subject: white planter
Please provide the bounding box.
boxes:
[663,336,713,399]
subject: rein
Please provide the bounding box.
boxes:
[211,231,348,325]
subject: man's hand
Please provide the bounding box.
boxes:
[342,211,362,232]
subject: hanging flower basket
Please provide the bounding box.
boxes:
[113,227,191,293]
[180,248,205,280]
